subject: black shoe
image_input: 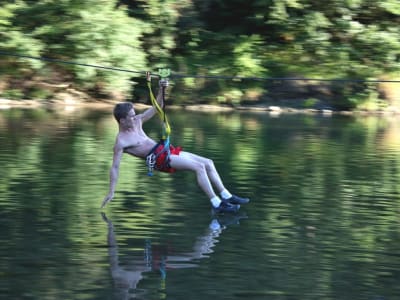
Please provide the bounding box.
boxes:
[223,194,250,205]
[212,201,240,214]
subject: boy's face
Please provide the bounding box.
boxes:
[121,108,136,127]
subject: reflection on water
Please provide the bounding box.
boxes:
[1,108,400,299]
[101,212,247,300]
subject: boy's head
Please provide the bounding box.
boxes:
[113,102,133,123]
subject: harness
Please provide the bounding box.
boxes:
[146,140,171,175]
[146,69,172,176]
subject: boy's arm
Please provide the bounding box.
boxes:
[140,78,168,123]
[101,144,124,208]
[140,104,157,123]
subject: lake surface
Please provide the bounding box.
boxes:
[1,106,400,300]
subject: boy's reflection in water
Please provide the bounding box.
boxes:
[101,213,246,299]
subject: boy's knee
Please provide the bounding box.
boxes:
[204,158,215,169]
[193,162,207,173]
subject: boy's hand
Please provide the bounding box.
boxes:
[159,79,169,87]
[146,71,151,82]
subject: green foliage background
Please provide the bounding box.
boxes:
[0,0,399,109]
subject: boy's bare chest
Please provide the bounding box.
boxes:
[119,130,148,148]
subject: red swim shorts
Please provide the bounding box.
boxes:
[152,142,182,173]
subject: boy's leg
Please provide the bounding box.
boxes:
[171,151,250,205]
[169,151,218,199]
[173,151,226,192]
[169,151,248,209]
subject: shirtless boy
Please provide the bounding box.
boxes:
[101,75,249,213]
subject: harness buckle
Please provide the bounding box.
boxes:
[146,153,156,176]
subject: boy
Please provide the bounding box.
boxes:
[101,75,249,213]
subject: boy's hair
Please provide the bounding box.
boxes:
[113,102,133,123]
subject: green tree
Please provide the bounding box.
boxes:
[1,0,399,108]
[172,0,400,108]
[2,0,148,98]
[0,1,44,72]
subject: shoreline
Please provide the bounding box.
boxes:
[1,98,400,116]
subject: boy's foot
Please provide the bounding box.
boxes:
[223,195,250,205]
[212,201,240,214]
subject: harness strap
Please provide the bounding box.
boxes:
[146,140,171,176]
[146,70,172,176]
[147,77,171,139]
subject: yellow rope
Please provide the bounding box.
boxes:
[147,80,171,139]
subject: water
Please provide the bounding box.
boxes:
[1,107,400,299]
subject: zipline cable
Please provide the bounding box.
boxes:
[0,50,145,76]
[1,50,399,83]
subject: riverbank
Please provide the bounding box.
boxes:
[1,97,400,116]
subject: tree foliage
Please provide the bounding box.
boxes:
[0,0,399,108]
[1,0,146,98]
